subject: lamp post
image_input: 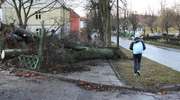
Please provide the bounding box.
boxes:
[117,0,120,47]
[60,0,65,39]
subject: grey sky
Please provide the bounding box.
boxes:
[128,0,180,14]
[66,0,87,17]
[70,0,180,17]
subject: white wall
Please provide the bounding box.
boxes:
[0,9,2,21]
[80,21,87,28]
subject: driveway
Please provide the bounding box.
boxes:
[112,37,180,72]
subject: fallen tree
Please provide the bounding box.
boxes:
[0,22,34,49]
[46,46,126,66]
[1,49,35,60]
[44,35,127,66]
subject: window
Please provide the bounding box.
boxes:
[35,11,41,20]
[36,28,42,36]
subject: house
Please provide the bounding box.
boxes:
[0,0,5,20]
[1,0,70,38]
[80,17,87,29]
[69,10,88,41]
[79,17,88,42]
[174,3,180,13]
[70,9,80,34]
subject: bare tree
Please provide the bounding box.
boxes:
[144,10,157,34]
[128,12,138,35]
[97,0,112,47]
[174,10,180,34]
[160,8,175,39]
[86,0,127,47]
[86,0,113,47]
[86,0,99,32]
[5,0,65,29]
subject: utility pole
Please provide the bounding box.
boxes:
[117,0,120,48]
[123,0,127,32]
[56,0,65,39]
[61,0,65,39]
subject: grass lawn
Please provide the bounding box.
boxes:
[145,40,180,49]
[112,46,180,91]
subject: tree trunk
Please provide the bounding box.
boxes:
[178,25,180,34]
[99,0,111,47]
[155,27,158,32]
[165,27,169,42]
[1,49,31,59]
[22,18,28,29]
[133,28,136,35]
[106,5,111,47]
[38,21,47,69]
[143,28,146,36]
[150,27,154,33]
[97,1,104,44]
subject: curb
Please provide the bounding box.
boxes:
[13,68,157,93]
[13,68,180,93]
[108,60,180,93]
[40,72,156,93]
[107,59,126,85]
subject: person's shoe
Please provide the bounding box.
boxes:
[134,73,137,76]
[137,70,141,76]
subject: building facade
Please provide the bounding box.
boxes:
[70,9,80,34]
[1,0,70,38]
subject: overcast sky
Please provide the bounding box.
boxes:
[128,0,180,14]
[66,0,87,17]
[71,0,180,17]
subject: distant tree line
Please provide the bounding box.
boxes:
[86,0,180,45]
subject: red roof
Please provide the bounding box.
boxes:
[70,8,80,18]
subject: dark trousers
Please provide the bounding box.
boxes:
[133,54,142,73]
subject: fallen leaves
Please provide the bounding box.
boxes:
[14,70,47,80]
[77,80,113,91]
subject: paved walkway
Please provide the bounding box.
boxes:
[56,60,124,86]
[112,37,180,72]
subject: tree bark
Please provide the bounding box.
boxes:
[99,0,111,47]
[150,27,154,33]
[165,26,169,42]
[1,49,31,59]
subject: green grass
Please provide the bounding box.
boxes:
[112,46,180,91]
[145,40,180,49]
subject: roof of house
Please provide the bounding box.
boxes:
[1,0,69,10]
[80,17,87,21]
[70,8,80,18]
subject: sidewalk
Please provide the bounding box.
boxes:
[56,60,124,86]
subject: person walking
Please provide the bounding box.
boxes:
[129,35,146,76]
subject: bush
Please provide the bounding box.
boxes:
[120,32,133,38]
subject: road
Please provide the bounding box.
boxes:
[0,69,180,100]
[112,37,180,72]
